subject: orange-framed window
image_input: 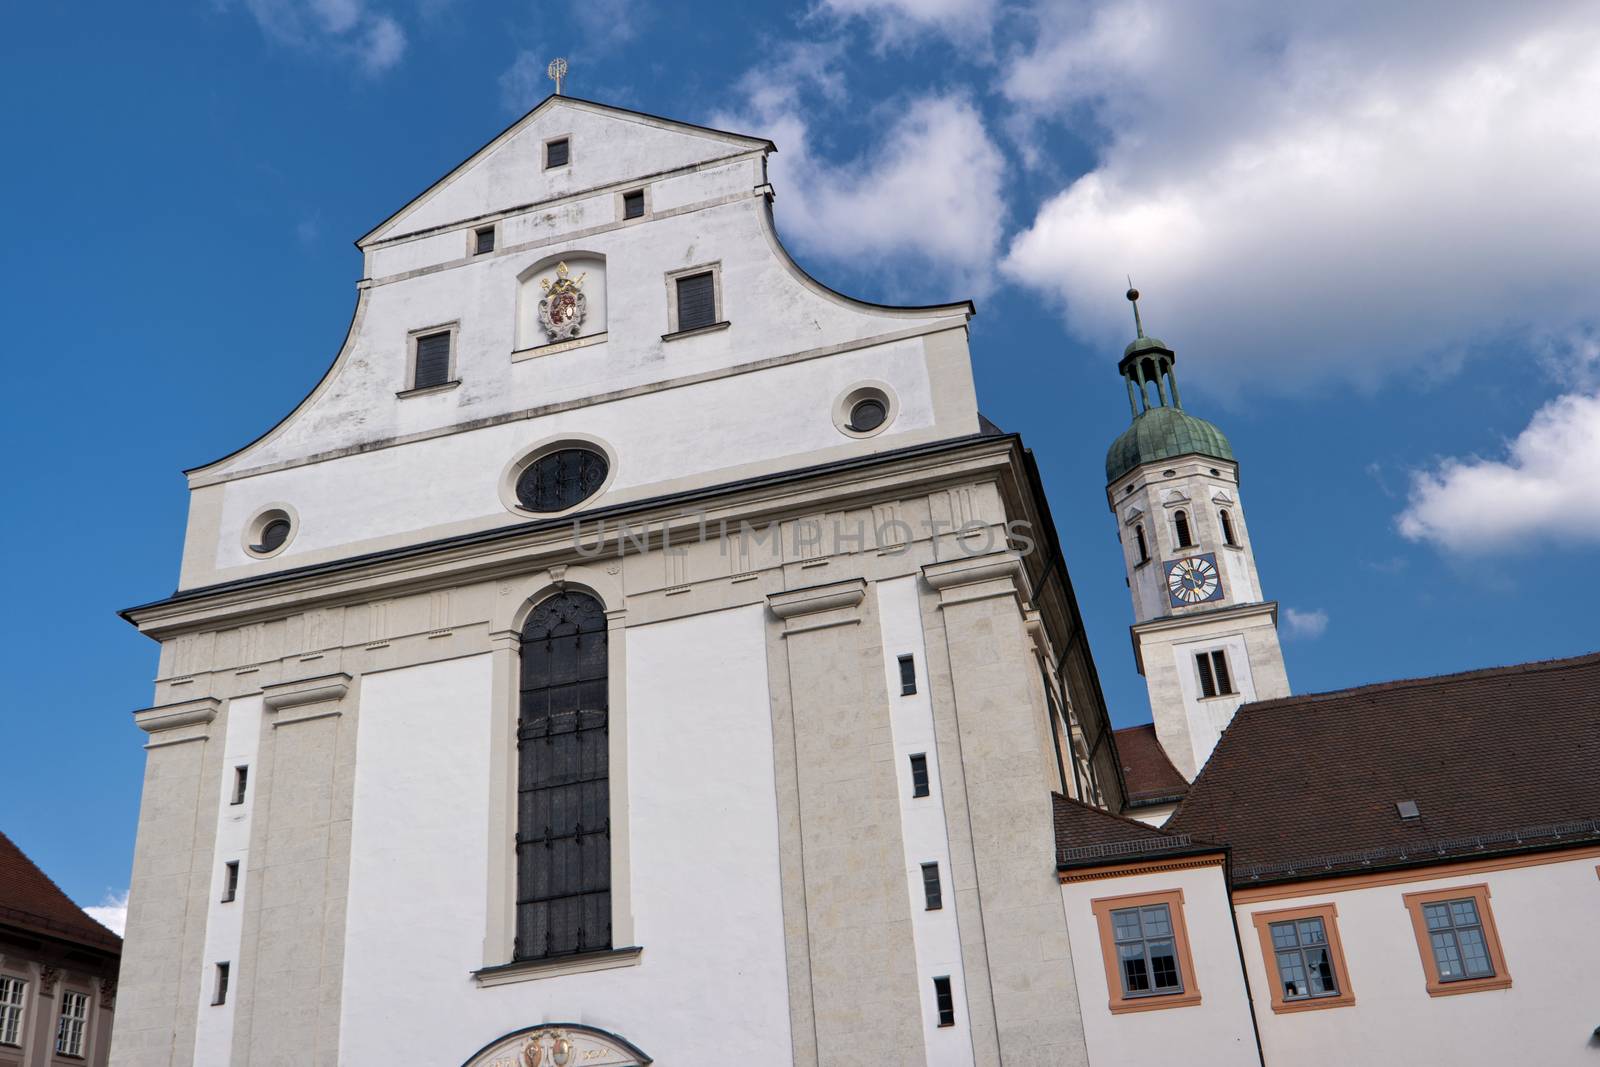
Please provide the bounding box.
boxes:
[1249,902,1355,1012]
[1090,888,1202,1013]
[1401,883,1511,996]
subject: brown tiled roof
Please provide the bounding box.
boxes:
[0,831,121,953]
[1168,651,1600,885]
[1114,724,1189,807]
[1052,792,1220,870]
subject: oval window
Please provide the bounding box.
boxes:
[515,448,609,512]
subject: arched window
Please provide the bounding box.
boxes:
[517,591,610,961]
[1135,524,1149,564]
[1174,509,1192,548]
[1219,508,1236,546]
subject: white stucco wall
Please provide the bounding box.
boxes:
[1061,865,1259,1067]
[1239,853,1600,1066]
[340,604,792,1065]
[191,694,261,1065]
[876,576,976,1064]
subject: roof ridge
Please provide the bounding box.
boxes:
[1243,648,1600,711]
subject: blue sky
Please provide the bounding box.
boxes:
[4,0,1598,928]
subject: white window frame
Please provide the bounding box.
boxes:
[56,989,88,1057]
[0,975,26,1047]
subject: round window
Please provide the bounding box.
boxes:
[243,506,296,558]
[515,448,609,512]
[849,398,887,433]
[256,518,291,553]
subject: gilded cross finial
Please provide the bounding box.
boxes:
[1126,278,1146,339]
[547,57,568,96]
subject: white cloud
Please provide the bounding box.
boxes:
[1284,607,1329,640]
[1398,389,1600,553]
[235,0,407,74]
[499,50,549,113]
[999,1,1600,393]
[814,0,987,43]
[83,889,128,937]
[714,47,1007,295]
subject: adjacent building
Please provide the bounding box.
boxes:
[0,833,120,1067]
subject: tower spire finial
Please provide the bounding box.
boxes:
[547,57,568,96]
[1126,278,1145,339]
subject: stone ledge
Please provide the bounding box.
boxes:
[133,697,220,735]
[471,946,643,988]
[262,672,351,712]
[767,577,866,620]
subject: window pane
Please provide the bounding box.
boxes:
[1449,899,1480,927]
[1112,909,1142,942]
[1456,927,1493,976]
[1270,921,1300,950]
[1139,904,1173,939]
[1148,940,1181,990]
[1276,950,1309,998]
[1297,918,1327,945]
[1423,902,1452,931]
[1305,945,1337,994]
[1431,931,1464,977]
[1119,945,1151,992]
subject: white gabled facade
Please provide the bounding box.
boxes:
[114,95,1126,1066]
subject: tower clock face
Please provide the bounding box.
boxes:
[1164,553,1224,607]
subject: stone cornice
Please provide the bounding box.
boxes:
[133,697,220,735]
[767,578,867,620]
[262,673,351,712]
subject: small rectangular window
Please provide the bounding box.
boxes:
[546,138,569,168]
[0,976,26,1047]
[909,753,930,798]
[921,862,942,910]
[413,331,452,390]
[474,226,495,255]
[623,190,645,219]
[212,962,230,1006]
[933,975,955,1027]
[55,991,87,1056]
[1110,903,1184,997]
[675,271,717,332]
[231,766,248,805]
[1195,650,1233,697]
[898,654,917,695]
[222,861,240,903]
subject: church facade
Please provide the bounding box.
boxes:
[111,95,1600,1067]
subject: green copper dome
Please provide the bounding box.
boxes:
[1105,405,1234,484]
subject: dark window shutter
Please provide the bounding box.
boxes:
[675,272,716,331]
[546,138,569,168]
[898,654,917,695]
[909,753,930,798]
[623,190,645,219]
[921,862,942,910]
[1175,509,1192,548]
[933,976,955,1026]
[516,592,611,961]
[1135,524,1148,563]
[1196,652,1217,698]
[475,227,495,254]
[1212,651,1234,696]
[414,332,451,389]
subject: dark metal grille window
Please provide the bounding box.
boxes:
[909,753,930,798]
[1174,509,1193,548]
[413,330,451,389]
[475,226,495,254]
[933,976,955,1027]
[1195,650,1234,698]
[546,138,569,168]
[921,862,942,910]
[515,448,609,513]
[1111,903,1183,997]
[1135,523,1149,563]
[623,190,645,219]
[1270,917,1339,1000]
[222,861,239,903]
[1220,508,1236,546]
[898,654,917,695]
[1423,898,1494,981]
[675,271,717,331]
[516,592,610,961]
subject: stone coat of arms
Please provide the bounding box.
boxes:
[538,261,588,342]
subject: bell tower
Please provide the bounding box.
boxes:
[1106,288,1289,780]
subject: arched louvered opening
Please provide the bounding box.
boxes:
[1219,508,1236,546]
[516,591,610,961]
[1135,523,1149,564]
[1174,509,1193,548]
